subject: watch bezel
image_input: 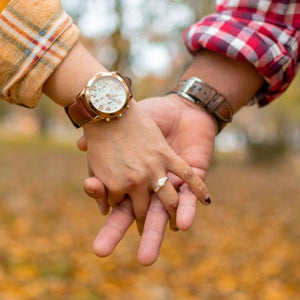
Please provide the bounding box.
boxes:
[84,72,132,120]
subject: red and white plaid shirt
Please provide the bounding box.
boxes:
[184,0,300,106]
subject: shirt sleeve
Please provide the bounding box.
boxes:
[0,0,80,108]
[183,0,300,106]
[0,0,10,13]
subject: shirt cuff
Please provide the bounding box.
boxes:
[0,0,80,107]
[183,12,300,106]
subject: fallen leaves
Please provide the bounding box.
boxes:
[0,138,300,300]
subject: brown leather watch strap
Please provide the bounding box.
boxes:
[65,72,132,128]
[65,96,97,128]
[169,78,233,132]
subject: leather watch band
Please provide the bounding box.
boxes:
[65,73,132,128]
[168,77,233,132]
[65,96,97,128]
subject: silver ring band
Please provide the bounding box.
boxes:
[154,176,169,193]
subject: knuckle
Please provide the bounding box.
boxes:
[106,178,123,194]
[165,198,179,213]
[124,170,146,189]
[182,167,194,180]
[149,202,166,214]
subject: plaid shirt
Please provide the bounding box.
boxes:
[184,0,300,106]
[0,0,79,107]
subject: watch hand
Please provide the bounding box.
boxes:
[106,94,119,103]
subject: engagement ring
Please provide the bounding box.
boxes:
[154,176,169,193]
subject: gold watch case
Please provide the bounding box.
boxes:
[79,71,133,122]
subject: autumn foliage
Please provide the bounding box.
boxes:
[0,138,300,300]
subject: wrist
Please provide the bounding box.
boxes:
[165,93,218,135]
[182,49,265,114]
[43,42,107,107]
[82,98,138,132]
[167,77,231,133]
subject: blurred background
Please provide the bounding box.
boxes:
[0,0,300,299]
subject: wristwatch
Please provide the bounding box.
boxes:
[168,77,233,132]
[65,72,133,128]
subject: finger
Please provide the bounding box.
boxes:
[77,134,88,151]
[168,168,207,189]
[83,177,105,199]
[168,156,211,206]
[107,191,125,208]
[155,179,179,231]
[137,195,169,266]
[83,177,110,215]
[130,189,151,236]
[176,183,197,231]
[167,172,183,190]
[93,197,134,257]
[97,199,110,216]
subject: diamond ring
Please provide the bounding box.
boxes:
[154,176,169,193]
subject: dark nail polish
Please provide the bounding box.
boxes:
[205,195,211,204]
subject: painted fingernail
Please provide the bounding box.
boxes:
[205,194,211,205]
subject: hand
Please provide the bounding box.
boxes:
[82,98,209,233]
[80,94,217,265]
[91,192,170,266]
[141,94,217,182]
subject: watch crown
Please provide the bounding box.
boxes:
[105,118,111,122]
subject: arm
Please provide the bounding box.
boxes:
[81,0,300,265]
[0,0,79,107]
[43,38,210,233]
[83,49,265,266]
[1,1,210,262]
[184,0,300,106]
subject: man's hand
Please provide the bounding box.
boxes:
[139,94,217,227]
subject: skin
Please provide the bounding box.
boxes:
[78,94,216,265]
[81,49,265,265]
[42,41,210,247]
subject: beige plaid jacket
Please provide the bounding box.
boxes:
[0,0,79,108]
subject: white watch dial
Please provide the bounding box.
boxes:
[89,76,127,114]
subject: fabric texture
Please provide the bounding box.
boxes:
[0,0,79,107]
[0,0,10,13]
[184,0,300,106]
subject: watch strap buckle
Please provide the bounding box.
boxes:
[168,77,233,132]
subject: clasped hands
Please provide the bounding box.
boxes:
[78,94,217,265]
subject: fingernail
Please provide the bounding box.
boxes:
[85,187,96,195]
[205,194,211,205]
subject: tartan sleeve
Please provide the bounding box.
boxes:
[183,0,300,106]
[0,0,79,108]
[0,0,10,13]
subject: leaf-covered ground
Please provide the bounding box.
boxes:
[0,138,299,300]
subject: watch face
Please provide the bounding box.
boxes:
[89,76,127,115]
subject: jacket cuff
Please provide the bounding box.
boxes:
[0,0,80,107]
[183,12,300,106]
